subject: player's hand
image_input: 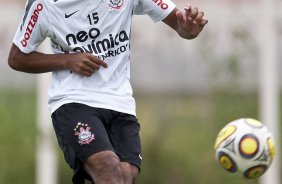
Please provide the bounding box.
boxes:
[65,53,108,77]
[176,4,208,39]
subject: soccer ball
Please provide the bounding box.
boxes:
[214,118,275,179]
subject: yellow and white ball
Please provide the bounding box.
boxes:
[214,118,275,179]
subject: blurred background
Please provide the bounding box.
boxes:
[0,0,281,184]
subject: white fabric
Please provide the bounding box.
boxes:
[13,0,175,115]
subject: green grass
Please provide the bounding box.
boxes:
[0,90,36,184]
[0,89,280,184]
[135,93,260,184]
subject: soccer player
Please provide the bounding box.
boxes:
[8,0,208,183]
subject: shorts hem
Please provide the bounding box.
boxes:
[80,147,115,162]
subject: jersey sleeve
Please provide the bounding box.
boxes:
[13,0,50,54]
[133,0,175,22]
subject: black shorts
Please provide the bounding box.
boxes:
[51,103,142,184]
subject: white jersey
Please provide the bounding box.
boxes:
[13,0,175,115]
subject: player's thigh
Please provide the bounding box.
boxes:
[120,162,139,178]
[109,113,142,172]
[51,103,114,162]
[84,150,121,173]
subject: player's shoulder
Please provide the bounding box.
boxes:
[24,0,49,6]
[21,0,50,19]
[23,0,50,11]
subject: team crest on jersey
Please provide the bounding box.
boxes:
[74,122,95,145]
[108,0,125,10]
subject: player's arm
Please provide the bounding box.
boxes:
[162,4,208,39]
[8,44,108,77]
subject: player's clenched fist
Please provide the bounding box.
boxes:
[64,53,108,77]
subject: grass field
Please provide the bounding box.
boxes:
[0,89,280,184]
